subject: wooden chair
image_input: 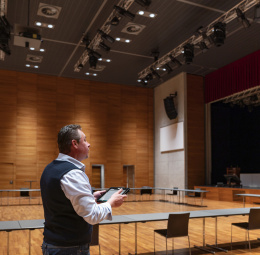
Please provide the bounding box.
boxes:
[231,208,260,250]
[154,213,191,254]
[140,186,152,200]
[166,187,178,202]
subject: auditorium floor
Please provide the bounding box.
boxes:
[0,196,260,254]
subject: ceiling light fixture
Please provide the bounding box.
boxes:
[134,0,152,7]
[89,54,98,69]
[110,16,121,26]
[236,7,251,28]
[169,55,182,67]
[98,29,115,43]
[183,43,194,64]
[150,67,160,79]
[198,41,209,53]
[212,22,226,47]
[114,5,135,20]
[254,4,260,22]
[99,41,110,52]
[164,64,173,74]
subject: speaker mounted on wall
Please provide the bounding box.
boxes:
[164,92,178,119]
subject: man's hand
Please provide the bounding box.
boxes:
[107,189,127,208]
[93,190,106,201]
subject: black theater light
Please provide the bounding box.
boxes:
[236,8,250,28]
[86,48,102,59]
[164,63,173,73]
[254,4,260,22]
[99,42,110,52]
[212,22,226,47]
[183,43,194,64]
[145,73,153,82]
[150,67,160,79]
[78,63,83,69]
[198,41,208,53]
[134,0,152,7]
[110,16,121,26]
[89,54,98,69]
[98,29,115,43]
[114,5,135,20]
[169,55,182,67]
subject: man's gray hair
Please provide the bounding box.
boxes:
[58,124,82,154]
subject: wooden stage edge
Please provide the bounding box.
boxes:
[195,185,260,204]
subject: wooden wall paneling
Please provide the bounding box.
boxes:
[121,86,137,166]
[16,72,38,189]
[136,88,149,188]
[186,74,205,189]
[90,83,108,165]
[148,89,154,187]
[74,79,92,178]
[106,84,122,187]
[37,75,58,187]
[56,77,75,130]
[0,70,17,170]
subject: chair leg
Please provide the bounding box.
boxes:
[172,238,174,255]
[188,235,191,255]
[231,225,233,250]
[154,232,156,255]
[166,237,168,255]
[248,230,251,250]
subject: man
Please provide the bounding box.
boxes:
[40,124,127,255]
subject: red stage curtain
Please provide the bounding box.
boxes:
[205,49,260,103]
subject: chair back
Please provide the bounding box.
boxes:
[172,187,178,195]
[248,208,260,230]
[90,224,99,246]
[167,213,190,238]
[140,186,152,195]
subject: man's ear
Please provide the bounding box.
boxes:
[72,140,78,148]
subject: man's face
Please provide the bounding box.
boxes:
[76,129,90,161]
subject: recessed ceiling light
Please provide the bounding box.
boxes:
[26,64,30,67]
[86,72,90,75]
[137,79,141,82]
[35,21,55,29]
[98,58,103,61]
[34,66,39,68]
[136,10,157,18]
[93,73,97,76]
[116,37,121,41]
[30,47,35,51]
[106,59,111,62]
[125,39,131,43]
[40,49,45,52]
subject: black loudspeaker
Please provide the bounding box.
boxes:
[164,96,177,119]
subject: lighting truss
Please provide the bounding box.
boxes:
[138,0,259,80]
[74,0,135,72]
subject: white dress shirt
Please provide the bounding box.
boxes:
[56,153,112,225]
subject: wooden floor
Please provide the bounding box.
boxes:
[1,194,260,255]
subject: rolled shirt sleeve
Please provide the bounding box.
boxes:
[60,169,112,225]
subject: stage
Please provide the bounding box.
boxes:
[194,185,260,204]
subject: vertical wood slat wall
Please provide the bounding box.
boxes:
[186,74,205,188]
[0,70,154,190]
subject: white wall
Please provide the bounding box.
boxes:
[154,72,186,189]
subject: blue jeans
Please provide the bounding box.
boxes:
[42,241,90,255]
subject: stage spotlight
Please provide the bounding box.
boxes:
[114,5,135,20]
[99,42,110,52]
[183,43,194,64]
[169,55,182,67]
[198,41,208,53]
[78,63,83,69]
[164,63,173,73]
[236,8,250,28]
[89,54,98,69]
[145,73,153,81]
[110,16,121,26]
[150,67,160,79]
[212,22,226,47]
[86,48,102,59]
[98,29,115,43]
[134,0,152,7]
[254,4,260,22]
